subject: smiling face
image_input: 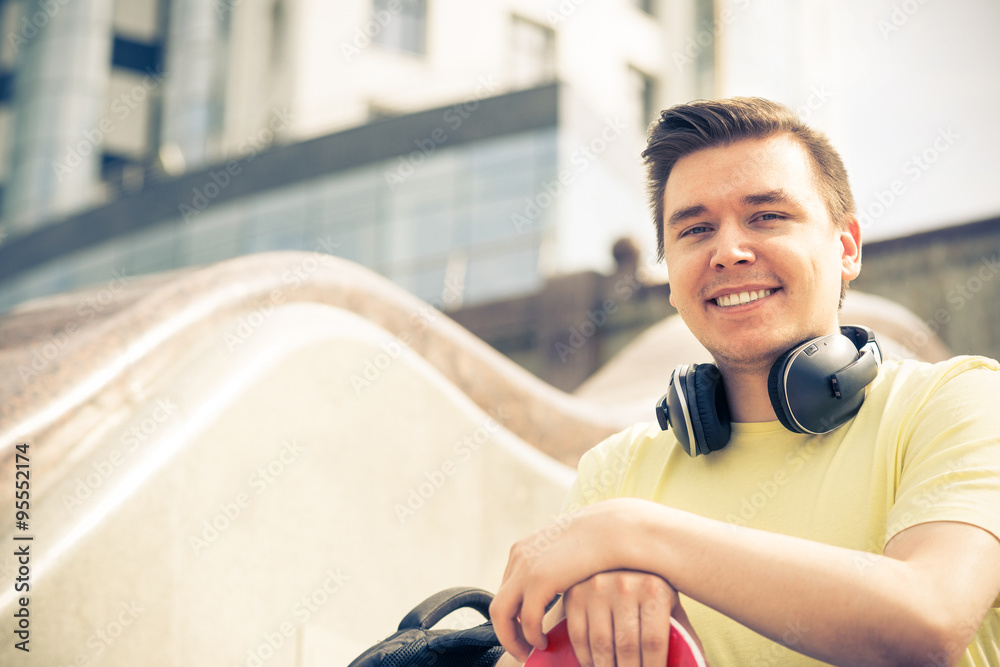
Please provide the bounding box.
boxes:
[662,134,861,375]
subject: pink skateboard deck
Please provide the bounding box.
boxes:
[525,617,707,667]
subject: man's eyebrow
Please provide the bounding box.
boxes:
[742,189,802,208]
[665,204,708,229]
[666,190,804,229]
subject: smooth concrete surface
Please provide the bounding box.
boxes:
[0,252,629,487]
[0,302,574,666]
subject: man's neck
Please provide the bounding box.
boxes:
[721,367,779,423]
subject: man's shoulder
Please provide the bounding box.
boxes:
[565,421,675,508]
[591,420,667,451]
[876,354,999,385]
[869,354,1000,412]
[580,421,671,467]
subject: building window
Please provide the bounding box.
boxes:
[102,0,167,192]
[628,65,658,131]
[270,0,287,66]
[111,36,162,74]
[101,152,146,195]
[373,0,427,56]
[0,73,12,104]
[632,0,656,15]
[694,0,716,96]
[510,15,556,88]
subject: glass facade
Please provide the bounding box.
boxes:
[0,126,558,313]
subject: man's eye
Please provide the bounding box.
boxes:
[757,213,784,222]
[681,225,710,237]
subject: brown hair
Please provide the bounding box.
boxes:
[641,97,856,260]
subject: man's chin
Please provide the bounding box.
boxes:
[706,340,792,376]
[711,352,777,376]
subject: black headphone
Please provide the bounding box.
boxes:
[655,325,882,457]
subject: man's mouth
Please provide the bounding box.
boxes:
[713,288,774,308]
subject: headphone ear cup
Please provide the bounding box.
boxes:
[767,348,800,432]
[688,364,731,455]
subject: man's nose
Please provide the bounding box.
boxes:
[710,224,756,269]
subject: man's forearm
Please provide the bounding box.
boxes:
[490,499,997,664]
[620,501,961,666]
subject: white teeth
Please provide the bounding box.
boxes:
[715,289,772,307]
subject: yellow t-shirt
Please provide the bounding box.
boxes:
[561,356,1000,666]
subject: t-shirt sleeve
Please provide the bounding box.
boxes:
[558,423,646,516]
[887,360,1000,601]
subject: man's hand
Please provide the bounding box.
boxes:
[563,571,702,667]
[490,502,634,660]
[493,570,703,667]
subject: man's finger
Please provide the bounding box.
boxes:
[565,607,593,667]
[587,608,615,667]
[611,599,642,667]
[499,541,521,585]
[490,593,534,661]
[519,589,552,654]
[639,596,670,667]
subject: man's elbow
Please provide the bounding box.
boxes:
[885,608,976,667]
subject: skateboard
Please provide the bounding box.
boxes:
[524,617,707,667]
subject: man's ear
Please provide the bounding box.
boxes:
[840,215,862,281]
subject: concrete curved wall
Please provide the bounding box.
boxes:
[0,300,574,665]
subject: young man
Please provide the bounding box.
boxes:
[490,98,1000,666]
